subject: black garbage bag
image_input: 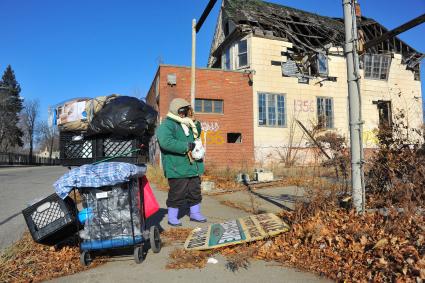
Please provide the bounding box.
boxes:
[87,96,157,138]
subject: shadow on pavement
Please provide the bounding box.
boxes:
[146,208,167,232]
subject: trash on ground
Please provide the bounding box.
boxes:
[184,213,290,251]
[207,257,218,264]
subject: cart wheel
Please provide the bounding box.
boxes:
[80,251,91,266]
[134,244,146,264]
[150,226,161,253]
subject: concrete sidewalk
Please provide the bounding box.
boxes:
[51,184,331,283]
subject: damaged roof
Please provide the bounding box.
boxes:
[217,0,422,69]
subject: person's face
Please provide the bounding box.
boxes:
[178,106,190,118]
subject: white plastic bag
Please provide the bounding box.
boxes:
[191,138,205,160]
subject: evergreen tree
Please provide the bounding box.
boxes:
[0,65,24,151]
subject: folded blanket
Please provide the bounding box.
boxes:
[54,162,146,199]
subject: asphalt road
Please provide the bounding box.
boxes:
[0,166,68,250]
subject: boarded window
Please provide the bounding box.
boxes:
[227,133,242,143]
[258,93,286,127]
[195,99,223,114]
[317,97,334,128]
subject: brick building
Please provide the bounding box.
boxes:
[146,65,254,168]
[147,0,423,167]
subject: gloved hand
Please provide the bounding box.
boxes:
[188,142,196,151]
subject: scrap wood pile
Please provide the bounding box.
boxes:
[0,232,104,283]
[166,209,425,282]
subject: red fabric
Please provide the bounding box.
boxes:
[138,176,159,219]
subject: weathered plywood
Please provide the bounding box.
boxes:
[184,213,290,251]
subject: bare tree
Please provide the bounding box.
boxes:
[21,99,40,163]
[38,121,59,162]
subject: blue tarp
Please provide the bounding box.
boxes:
[54,162,146,199]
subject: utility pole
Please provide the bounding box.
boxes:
[342,0,365,213]
[191,0,218,109]
[191,19,196,109]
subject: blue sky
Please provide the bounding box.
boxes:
[1,0,424,122]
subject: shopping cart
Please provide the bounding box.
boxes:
[75,176,161,266]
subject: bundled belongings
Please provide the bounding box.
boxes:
[87,96,157,138]
[56,95,118,132]
[54,162,146,199]
[50,162,160,265]
[78,181,143,247]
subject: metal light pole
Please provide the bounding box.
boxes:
[342,0,365,213]
[191,19,196,109]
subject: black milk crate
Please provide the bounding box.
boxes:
[59,131,148,166]
[22,193,78,245]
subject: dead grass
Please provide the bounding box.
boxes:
[0,232,105,283]
[146,164,168,191]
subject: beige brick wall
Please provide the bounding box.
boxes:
[249,36,423,164]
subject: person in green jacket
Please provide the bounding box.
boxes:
[156,98,206,226]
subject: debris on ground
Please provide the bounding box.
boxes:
[161,228,193,246]
[184,213,290,251]
[166,248,213,269]
[207,257,218,264]
[0,232,105,283]
[219,200,257,214]
[165,208,425,281]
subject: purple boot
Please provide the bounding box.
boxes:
[168,207,182,226]
[190,204,207,223]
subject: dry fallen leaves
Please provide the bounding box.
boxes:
[161,228,193,245]
[165,209,425,282]
[0,232,105,283]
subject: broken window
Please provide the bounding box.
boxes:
[195,99,223,114]
[364,54,391,80]
[237,40,248,68]
[227,133,242,143]
[258,93,286,127]
[317,53,329,76]
[317,97,334,129]
[222,48,232,70]
[376,100,392,128]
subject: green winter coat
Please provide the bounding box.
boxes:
[156,99,205,179]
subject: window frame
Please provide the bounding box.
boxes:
[236,39,248,69]
[316,96,334,129]
[195,98,224,114]
[221,47,232,70]
[258,92,286,128]
[363,54,391,81]
[316,53,329,76]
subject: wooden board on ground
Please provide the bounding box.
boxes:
[184,213,290,251]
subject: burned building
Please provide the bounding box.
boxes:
[207,0,423,163]
[147,0,423,168]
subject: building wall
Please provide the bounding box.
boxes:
[146,65,254,169]
[249,35,423,164]
[360,53,423,147]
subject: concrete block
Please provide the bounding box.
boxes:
[254,170,274,182]
[201,181,215,192]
